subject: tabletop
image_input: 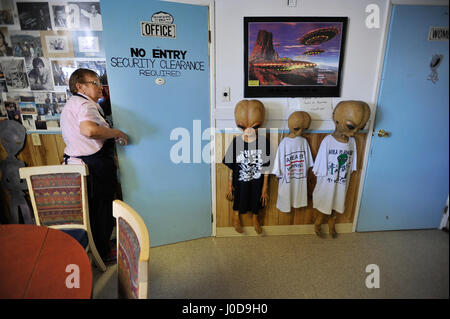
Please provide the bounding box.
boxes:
[0,224,93,299]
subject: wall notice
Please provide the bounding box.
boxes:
[300,97,333,121]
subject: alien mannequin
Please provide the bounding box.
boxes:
[272,111,314,214]
[312,101,370,238]
[0,120,32,224]
[222,99,271,234]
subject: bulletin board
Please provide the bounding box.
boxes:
[0,0,107,133]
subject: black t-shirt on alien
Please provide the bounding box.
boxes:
[222,135,270,215]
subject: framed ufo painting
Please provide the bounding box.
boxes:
[244,17,348,98]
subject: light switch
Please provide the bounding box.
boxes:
[221,87,230,102]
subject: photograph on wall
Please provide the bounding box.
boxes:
[19,91,34,102]
[25,56,54,91]
[35,100,62,131]
[50,3,69,30]
[0,68,7,92]
[0,57,30,91]
[36,103,49,115]
[16,1,52,31]
[9,30,43,57]
[4,100,21,123]
[34,91,52,104]
[0,26,12,56]
[77,59,106,84]
[41,31,74,58]
[72,31,104,57]
[0,0,20,28]
[3,91,19,101]
[67,2,102,31]
[46,119,59,129]
[51,58,76,88]
[21,113,36,130]
[0,100,7,120]
[0,79,6,92]
[52,91,66,103]
[35,115,47,130]
[244,17,347,97]
[18,101,37,115]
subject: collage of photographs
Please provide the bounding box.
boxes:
[0,0,108,132]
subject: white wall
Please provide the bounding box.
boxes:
[215,0,390,130]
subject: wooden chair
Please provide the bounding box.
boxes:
[112,200,150,299]
[19,164,106,272]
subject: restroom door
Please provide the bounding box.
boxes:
[101,0,212,246]
[357,5,449,231]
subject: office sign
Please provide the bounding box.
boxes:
[141,11,176,38]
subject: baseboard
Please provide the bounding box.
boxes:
[216,223,353,237]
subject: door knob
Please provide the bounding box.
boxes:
[377,129,390,137]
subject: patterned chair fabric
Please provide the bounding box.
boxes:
[30,173,83,226]
[118,217,141,299]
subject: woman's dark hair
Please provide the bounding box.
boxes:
[69,68,99,94]
[32,57,44,69]
[0,30,10,47]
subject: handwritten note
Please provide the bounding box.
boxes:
[300,98,333,121]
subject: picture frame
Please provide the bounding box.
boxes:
[41,31,74,58]
[72,31,104,57]
[244,16,348,98]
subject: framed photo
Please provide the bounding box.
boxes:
[18,101,37,114]
[0,0,20,29]
[25,56,54,91]
[50,59,77,88]
[78,35,98,52]
[72,31,104,57]
[16,2,52,31]
[67,2,102,31]
[244,17,348,98]
[0,101,7,119]
[0,27,13,56]
[41,31,74,58]
[0,57,30,91]
[21,113,36,130]
[9,30,43,57]
[4,100,21,122]
[50,3,69,30]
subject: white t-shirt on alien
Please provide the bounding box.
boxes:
[312,135,357,215]
[272,136,314,213]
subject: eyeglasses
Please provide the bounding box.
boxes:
[82,80,102,87]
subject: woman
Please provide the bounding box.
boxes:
[60,68,128,263]
[0,29,13,56]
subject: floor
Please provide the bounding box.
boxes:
[92,229,449,299]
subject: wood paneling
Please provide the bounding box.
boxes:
[1,134,66,222]
[216,133,367,228]
[1,132,367,231]
[0,134,66,167]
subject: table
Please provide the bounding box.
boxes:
[0,224,92,299]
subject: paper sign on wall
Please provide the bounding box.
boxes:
[141,12,176,39]
[299,98,333,121]
[428,27,449,41]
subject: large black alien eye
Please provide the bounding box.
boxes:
[346,124,355,130]
[294,127,300,131]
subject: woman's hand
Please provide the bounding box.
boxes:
[114,130,128,145]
